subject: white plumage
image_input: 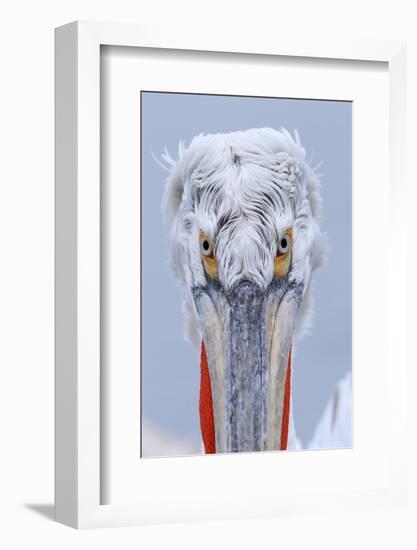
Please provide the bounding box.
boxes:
[163,128,325,347]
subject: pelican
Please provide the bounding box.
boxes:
[162,128,325,454]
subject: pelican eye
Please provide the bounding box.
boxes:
[199,236,213,257]
[275,228,293,278]
[199,230,217,279]
[277,234,292,256]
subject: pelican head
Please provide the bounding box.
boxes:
[162,128,324,454]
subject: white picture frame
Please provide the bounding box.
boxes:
[55,21,407,528]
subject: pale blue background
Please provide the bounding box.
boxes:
[141,91,352,448]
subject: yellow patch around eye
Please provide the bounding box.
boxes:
[203,255,217,279]
[275,253,291,278]
[199,230,217,279]
[274,228,293,279]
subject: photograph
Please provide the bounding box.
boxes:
[140,91,352,457]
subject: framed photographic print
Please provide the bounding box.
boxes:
[55,21,408,528]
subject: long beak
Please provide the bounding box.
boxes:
[194,279,302,453]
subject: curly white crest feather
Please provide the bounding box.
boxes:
[161,127,325,345]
